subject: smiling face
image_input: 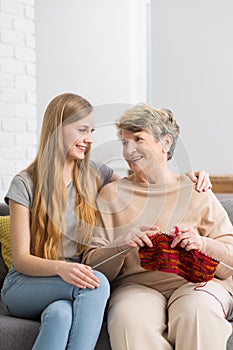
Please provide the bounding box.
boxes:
[62,112,95,162]
[121,129,165,175]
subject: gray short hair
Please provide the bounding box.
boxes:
[116,103,180,160]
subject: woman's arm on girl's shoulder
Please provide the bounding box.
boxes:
[9,200,100,289]
[186,170,212,192]
[109,169,211,188]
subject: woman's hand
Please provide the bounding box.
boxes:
[186,170,212,192]
[58,261,100,289]
[127,225,159,248]
[170,226,203,251]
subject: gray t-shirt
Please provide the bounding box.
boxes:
[5,161,113,260]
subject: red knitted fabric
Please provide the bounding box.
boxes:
[138,232,219,283]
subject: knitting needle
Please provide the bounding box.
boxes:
[92,248,131,269]
[91,237,233,272]
[219,261,233,271]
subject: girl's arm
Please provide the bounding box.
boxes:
[9,199,100,289]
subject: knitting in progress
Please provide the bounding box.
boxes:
[139,227,219,283]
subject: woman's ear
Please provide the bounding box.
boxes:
[161,134,173,153]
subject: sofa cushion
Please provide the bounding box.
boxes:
[0,300,40,350]
[0,243,8,289]
[0,216,12,270]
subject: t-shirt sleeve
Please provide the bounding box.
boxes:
[92,162,114,187]
[4,174,33,210]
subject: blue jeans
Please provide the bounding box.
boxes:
[1,268,110,350]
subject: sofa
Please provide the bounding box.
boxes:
[0,200,233,350]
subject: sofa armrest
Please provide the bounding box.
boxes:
[0,204,9,216]
[220,199,233,224]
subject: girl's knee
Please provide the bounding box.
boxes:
[93,270,110,298]
[41,300,73,327]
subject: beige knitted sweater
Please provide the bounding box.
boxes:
[83,175,233,294]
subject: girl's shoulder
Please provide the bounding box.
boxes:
[90,161,114,187]
[5,171,34,209]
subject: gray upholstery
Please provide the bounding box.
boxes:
[0,301,39,350]
[1,200,233,350]
[221,199,233,223]
[0,203,9,216]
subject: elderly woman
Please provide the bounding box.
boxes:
[83,104,233,350]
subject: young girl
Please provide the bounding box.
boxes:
[1,93,119,350]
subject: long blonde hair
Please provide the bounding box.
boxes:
[27,93,100,259]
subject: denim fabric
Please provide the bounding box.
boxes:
[1,268,110,350]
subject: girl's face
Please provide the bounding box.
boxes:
[121,129,164,174]
[62,112,95,161]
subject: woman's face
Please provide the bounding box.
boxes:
[121,129,165,174]
[62,112,95,161]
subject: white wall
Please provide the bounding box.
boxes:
[35,0,148,120]
[2,0,232,204]
[0,0,149,202]
[150,0,233,174]
[35,0,149,176]
[0,0,37,201]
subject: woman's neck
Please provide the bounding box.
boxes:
[132,163,179,185]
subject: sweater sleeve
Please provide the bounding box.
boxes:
[82,216,131,282]
[82,182,132,281]
[198,191,233,279]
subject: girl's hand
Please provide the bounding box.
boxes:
[170,226,203,251]
[58,261,100,289]
[186,170,212,192]
[127,225,159,248]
